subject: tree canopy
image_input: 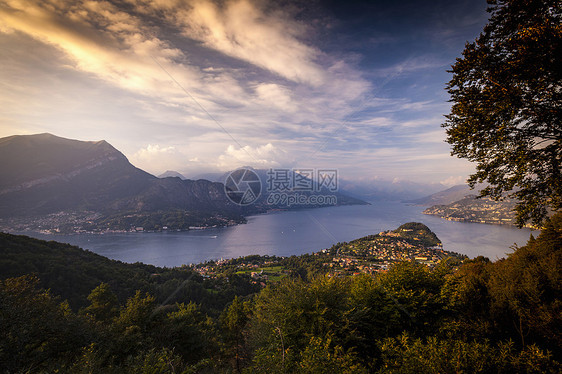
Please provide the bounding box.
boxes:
[443,0,562,227]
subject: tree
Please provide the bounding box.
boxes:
[487,212,562,350]
[443,0,562,227]
[82,282,119,323]
[0,275,90,372]
[220,296,251,371]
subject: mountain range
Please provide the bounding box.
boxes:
[0,134,249,232]
[0,134,365,233]
[407,184,481,206]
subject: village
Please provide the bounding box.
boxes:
[191,223,466,283]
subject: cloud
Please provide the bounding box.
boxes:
[254,83,296,112]
[440,175,467,187]
[217,143,287,169]
[0,0,371,138]
[372,55,449,77]
[0,0,190,94]
[0,0,485,185]
[130,144,186,174]
[162,0,326,85]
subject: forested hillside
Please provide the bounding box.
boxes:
[1,213,560,372]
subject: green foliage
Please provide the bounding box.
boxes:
[82,282,119,323]
[1,220,561,372]
[377,261,445,335]
[164,302,218,365]
[126,348,193,374]
[378,333,560,373]
[443,0,562,226]
[487,213,562,348]
[0,232,258,314]
[393,222,441,247]
[298,336,368,374]
[0,275,91,372]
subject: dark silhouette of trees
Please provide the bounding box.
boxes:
[443,0,562,226]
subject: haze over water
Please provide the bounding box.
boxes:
[25,201,535,268]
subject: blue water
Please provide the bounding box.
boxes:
[24,201,535,267]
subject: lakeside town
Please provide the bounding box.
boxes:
[192,222,466,284]
[423,195,520,226]
[0,210,242,234]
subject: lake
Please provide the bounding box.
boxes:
[24,201,536,267]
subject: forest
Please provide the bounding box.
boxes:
[1,212,561,373]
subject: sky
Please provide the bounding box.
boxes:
[0,0,490,185]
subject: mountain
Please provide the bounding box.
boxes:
[339,178,446,201]
[158,170,187,179]
[209,167,367,208]
[0,134,245,232]
[0,133,152,216]
[407,184,479,206]
[0,232,258,312]
[191,171,224,181]
[0,134,366,233]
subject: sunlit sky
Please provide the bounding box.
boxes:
[0,0,489,185]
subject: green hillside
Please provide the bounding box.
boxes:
[1,215,561,372]
[393,222,442,247]
[0,233,258,312]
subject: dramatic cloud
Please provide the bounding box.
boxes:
[169,0,326,85]
[0,0,488,184]
[217,143,288,169]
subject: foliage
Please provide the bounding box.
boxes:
[1,218,561,372]
[378,333,559,373]
[82,282,119,323]
[443,0,562,226]
[0,232,259,313]
[0,275,91,372]
[392,222,441,247]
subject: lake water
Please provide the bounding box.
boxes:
[24,201,536,267]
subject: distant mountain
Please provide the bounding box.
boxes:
[208,168,367,208]
[0,134,245,232]
[158,170,187,179]
[407,184,479,206]
[0,134,366,233]
[339,178,446,202]
[191,172,224,182]
[193,169,426,204]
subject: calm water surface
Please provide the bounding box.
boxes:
[24,201,535,267]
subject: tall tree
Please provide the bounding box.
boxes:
[443,0,562,226]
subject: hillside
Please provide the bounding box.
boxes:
[0,134,366,232]
[2,217,560,372]
[423,195,519,226]
[0,232,258,312]
[407,184,476,206]
[323,222,457,273]
[392,222,442,247]
[0,134,248,232]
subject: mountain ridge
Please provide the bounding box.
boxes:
[0,133,366,232]
[0,133,246,231]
